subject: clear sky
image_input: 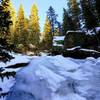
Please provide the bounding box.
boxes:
[12,0,67,31]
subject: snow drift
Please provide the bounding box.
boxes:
[6,56,100,100]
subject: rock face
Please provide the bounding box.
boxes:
[64,31,86,49]
[64,31,99,50]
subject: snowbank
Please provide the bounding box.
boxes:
[0,53,33,100]
[0,53,32,68]
[53,36,65,47]
[6,56,88,100]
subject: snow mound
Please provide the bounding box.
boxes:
[0,54,30,68]
[6,56,87,100]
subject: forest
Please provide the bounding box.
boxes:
[0,0,100,56]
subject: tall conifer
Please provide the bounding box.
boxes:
[29,3,40,47]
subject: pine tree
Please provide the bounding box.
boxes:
[14,4,25,46]
[0,0,12,40]
[95,0,100,21]
[62,8,76,35]
[22,17,30,47]
[43,16,52,49]
[47,6,58,36]
[8,0,17,46]
[86,0,99,25]
[0,0,13,62]
[80,0,98,29]
[9,0,16,34]
[29,3,40,47]
[56,21,62,36]
[67,0,80,29]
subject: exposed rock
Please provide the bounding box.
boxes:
[63,48,100,59]
[64,31,99,50]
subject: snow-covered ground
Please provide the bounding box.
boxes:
[0,53,34,100]
[5,55,100,100]
[53,36,65,47]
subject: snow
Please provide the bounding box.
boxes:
[66,27,100,35]
[96,27,100,33]
[0,54,99,100]
[67,47,100,53]
[66,30,83,34]
[7,55,100,100]
[53,36,65,41]
[80,48,100,53]
[0,53,31,68]
[86,30,95,35]
[0,53,33,100]
[53,36,65,47]
[0,77,15,93]
[85,27,100,35]
[67,46,81,51]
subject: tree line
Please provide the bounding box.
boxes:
[0,0,56,53]
[0,0,100,54]
[62,0,100,35]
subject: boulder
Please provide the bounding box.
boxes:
[63,47,100,59]
[64,31,86,49]
[64,31,99,50]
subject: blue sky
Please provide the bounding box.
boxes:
[12,0,67,31]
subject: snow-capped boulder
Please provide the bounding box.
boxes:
[63,48,100,59]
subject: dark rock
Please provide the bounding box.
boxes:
[64,31,99,50]
[64,31,86,49]
[6,63,29,68]
[63,48,100,59]
[51,46,63,56]
[0,88,2,91]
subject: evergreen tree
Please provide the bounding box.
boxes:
[80,0,98,29]
[8,0,17,46]
[54,22,62,36]
[47,6,58,36]
[43,16,52,49]
[0,0,12,41]
[9,0,16,34]
[14,4,25,46]
[62,8,76,35]
[67,0,80,29]
[0,0,13,62]
[29,3,40,47]
[22,17,30,47]
[56,21,62,36]
[86,0,99,25]
[95,0,100,21]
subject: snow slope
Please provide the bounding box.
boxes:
[6,55,100,100]
[0,53,33,100]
